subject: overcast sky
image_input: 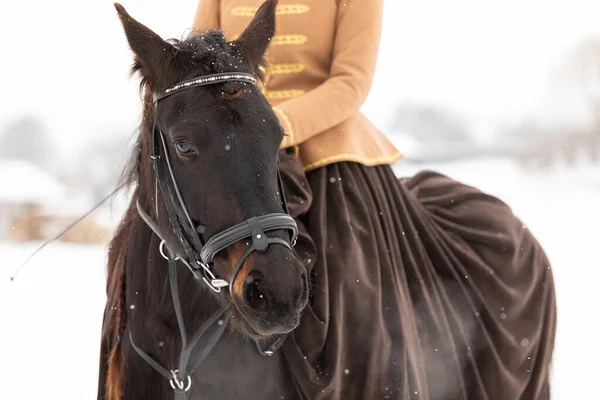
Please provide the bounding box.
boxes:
[2,0,600,152]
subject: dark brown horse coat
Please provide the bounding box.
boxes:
[277,151,556,399]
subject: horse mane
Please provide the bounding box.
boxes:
[102,29,268,400]
[102,203,134,400]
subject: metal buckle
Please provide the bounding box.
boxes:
[254,335,287,357]
[197,261,229,293]
[211,279,229,288]
[159,240,180,261]
[169,369,192,392]
[202,277,222,293]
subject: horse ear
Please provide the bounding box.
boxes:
[114,3,176,90]
[233,0,277,73]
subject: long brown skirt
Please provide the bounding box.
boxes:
[277,150,556,400]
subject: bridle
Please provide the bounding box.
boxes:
[129,72,299,399]
[145,72,298,293]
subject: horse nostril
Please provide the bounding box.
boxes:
[243,269,308,313]
[245,276,268,311]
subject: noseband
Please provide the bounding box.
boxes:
[130,72,298,398]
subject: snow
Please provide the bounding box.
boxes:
[0,243,107,398]
[0,156,598,399]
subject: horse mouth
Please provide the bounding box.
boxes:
[222,260,309,339]
[230,303,303,339]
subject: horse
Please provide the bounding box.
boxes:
[98,1,556,399]
[97,2,307,399]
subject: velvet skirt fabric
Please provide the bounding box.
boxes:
[277,150,556,400]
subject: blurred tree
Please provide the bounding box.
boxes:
[389,102,471,142]
[522,37,600,169]
[59,134,133,203]
[387,102,478,162]
[0,115,53,169]
[49,128,134,206]
[549,37,600,119]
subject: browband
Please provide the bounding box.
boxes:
[153,72,257,103]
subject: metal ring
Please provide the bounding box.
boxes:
[202,277,222,293]
[169,370,192,392]
[159,240,180,261]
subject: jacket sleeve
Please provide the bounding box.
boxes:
[275,0,383,148]
[191,0,221,32]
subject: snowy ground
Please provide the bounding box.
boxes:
[1,156,598,399]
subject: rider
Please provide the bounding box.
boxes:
[191,1,556,399]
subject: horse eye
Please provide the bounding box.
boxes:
[175,141,194,155]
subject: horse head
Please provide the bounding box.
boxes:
[115,0,308,339]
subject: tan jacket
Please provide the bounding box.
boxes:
[192,0,402,171]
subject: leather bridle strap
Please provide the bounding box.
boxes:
[136,198,298,289]
[151,124,205,268]
[201,214,297,264]
[129,255,230,399]
[136,199,203,280]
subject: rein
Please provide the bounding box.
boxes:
[130,72,298,399]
